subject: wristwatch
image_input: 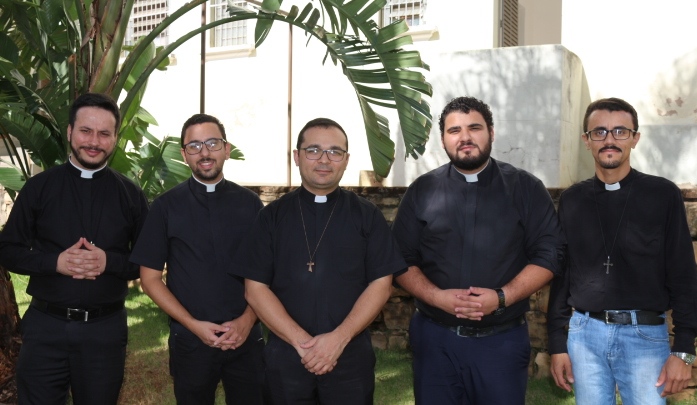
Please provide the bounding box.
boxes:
[493,288,506,316]
[670,352,696,366]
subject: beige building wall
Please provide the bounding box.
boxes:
[139,0,697,187]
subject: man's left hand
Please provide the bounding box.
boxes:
[299,332,345,375]
[67,237,107,279]
[214,317,254,351]
[454,286,499,320]
[656,355,693,397]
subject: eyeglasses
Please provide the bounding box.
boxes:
[300,147,347,162]
[183,138,227,155]
[584,128,636,141]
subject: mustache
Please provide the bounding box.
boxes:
[599,146,622,153]
[457,141,479,150]
[79,146,106,153]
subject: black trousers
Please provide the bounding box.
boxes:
[410,310,531,405]
[17,306,127,405]
[169,321,265,405]
[263,331,375,405]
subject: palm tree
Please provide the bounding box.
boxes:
[0,0,432,398]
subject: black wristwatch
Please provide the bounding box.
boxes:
[493,288,506,315]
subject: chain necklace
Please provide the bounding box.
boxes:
[592,178,634,274]
[298,196,337,272]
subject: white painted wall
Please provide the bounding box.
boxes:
[137,0,697,188]
[561,0,697,185]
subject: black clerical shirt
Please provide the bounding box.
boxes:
[130,177,263,322]
[392,159,564,327]
[0,163,148,306]
[232,186,406,337]
[548,169,697,354]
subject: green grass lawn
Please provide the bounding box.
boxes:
[9,274,697,404]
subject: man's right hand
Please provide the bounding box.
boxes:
[551,353,575,392]
[434,288,484,319]
[188,320,230,348]
[57,238,99,280]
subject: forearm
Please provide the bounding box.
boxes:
[140,266,197,328]
[501,264,553,306]
[395,265,443,307]
[0,244,58,276]
[333,275,392,345]
[244,279,311,349]
[105,252,140,280]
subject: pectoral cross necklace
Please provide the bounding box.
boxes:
[592,179,633,274]
[299,196,337,272]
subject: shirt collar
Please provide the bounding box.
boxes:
[299,186,340,204]
[191,175,223,193]
[594,168,637,192]
[450,158,495,186]
[67,156,107,179]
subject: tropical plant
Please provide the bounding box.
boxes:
[0,0,432,397]
[1,0,432,198]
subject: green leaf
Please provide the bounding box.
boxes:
[260,0,282,13]
[0,32,19,65]
[296,3,314,23]
[255,17,275,47]
[0,166,27,192]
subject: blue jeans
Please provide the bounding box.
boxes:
[567,310,670,405]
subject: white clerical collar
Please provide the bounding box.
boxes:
[605,182,621,191]
[314,195,328,203]
[459,159,489,183]
[193,175,222,192]
[68,155,106,179]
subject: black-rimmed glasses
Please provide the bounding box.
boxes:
[584,128,636,141]
[300,147,347,162]
[183,138,226,155]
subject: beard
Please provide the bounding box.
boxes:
[445,136,493,172]
[70,143,111,170]
[193,158,223,181]
[598,146,623,169]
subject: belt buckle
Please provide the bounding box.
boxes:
[605,311,612,324]
[67,308,89,322]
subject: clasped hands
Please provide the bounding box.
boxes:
[436,286,499,320]
[297,332,347,376]
[57,237,106,280]
[193,318,252,351]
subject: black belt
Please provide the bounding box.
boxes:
[579,309,665,325]
[31,298,124,322]
[441,315,526,338]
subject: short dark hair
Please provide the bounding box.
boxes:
[69,93,121,132]
[180,114,227,147]
[439,96,494,136]
[583,97,639,132]
[296,118,348,150]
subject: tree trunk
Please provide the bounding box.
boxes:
[0,267,20,404]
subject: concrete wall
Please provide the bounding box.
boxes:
[134,0,697,189]
[560,0,697,185]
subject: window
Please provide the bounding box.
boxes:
[126,0,169,47]
[382,0,427,28]
[499,0,518,47]
[209,0,249,48]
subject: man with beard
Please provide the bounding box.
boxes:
[392,96,564,404]
[548,98,697,404]
[0,93,149,404]
[130,114,265,404]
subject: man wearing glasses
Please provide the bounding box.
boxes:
[548,98,697,404]
[130,114,265,404]
[231,118,406,404]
